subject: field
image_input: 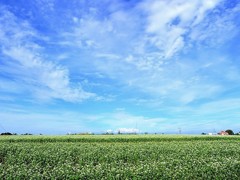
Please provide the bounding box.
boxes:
[0,135,239,179]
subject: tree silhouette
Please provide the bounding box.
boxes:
[225,129,234,135]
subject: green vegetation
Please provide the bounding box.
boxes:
[0,135,239,179]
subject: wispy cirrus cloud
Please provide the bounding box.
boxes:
[140,0,222,58]
[190,2,240,47]
[55,0,240,106]
[0,6,95,102]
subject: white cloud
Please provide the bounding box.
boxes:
[106,129,113,134]
[72,17,79,23]
[2,47,95,102]
[56,0,238,106]
[1,1,238,106]
[190,3,240,47]
[140,0,221,58]
[0,7,95,102]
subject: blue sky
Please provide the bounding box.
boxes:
[0,0,240,134]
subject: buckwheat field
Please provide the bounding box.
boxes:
[0,135,239,179]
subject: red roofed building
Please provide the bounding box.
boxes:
[218,131,229,135]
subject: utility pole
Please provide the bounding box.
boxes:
[178,127,182,134]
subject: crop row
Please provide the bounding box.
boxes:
[0,135,239,143]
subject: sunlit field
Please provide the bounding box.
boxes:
[0,135,239,179]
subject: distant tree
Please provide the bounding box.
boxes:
[1,132,12,135]
[225,129,234,135]
[201,132,207,135]
[21,133,32,135]
[78,132,93,135]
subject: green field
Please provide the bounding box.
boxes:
[0,135,239,179]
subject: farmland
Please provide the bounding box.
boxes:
[0,135,239,179]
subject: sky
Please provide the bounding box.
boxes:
[0,0,240,135]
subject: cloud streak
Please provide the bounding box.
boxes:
[57,0,240,106]
[0,6,95,102]
[140,0,222,58]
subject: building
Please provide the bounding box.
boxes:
[218,131,229,135]
[208,132,217,135]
